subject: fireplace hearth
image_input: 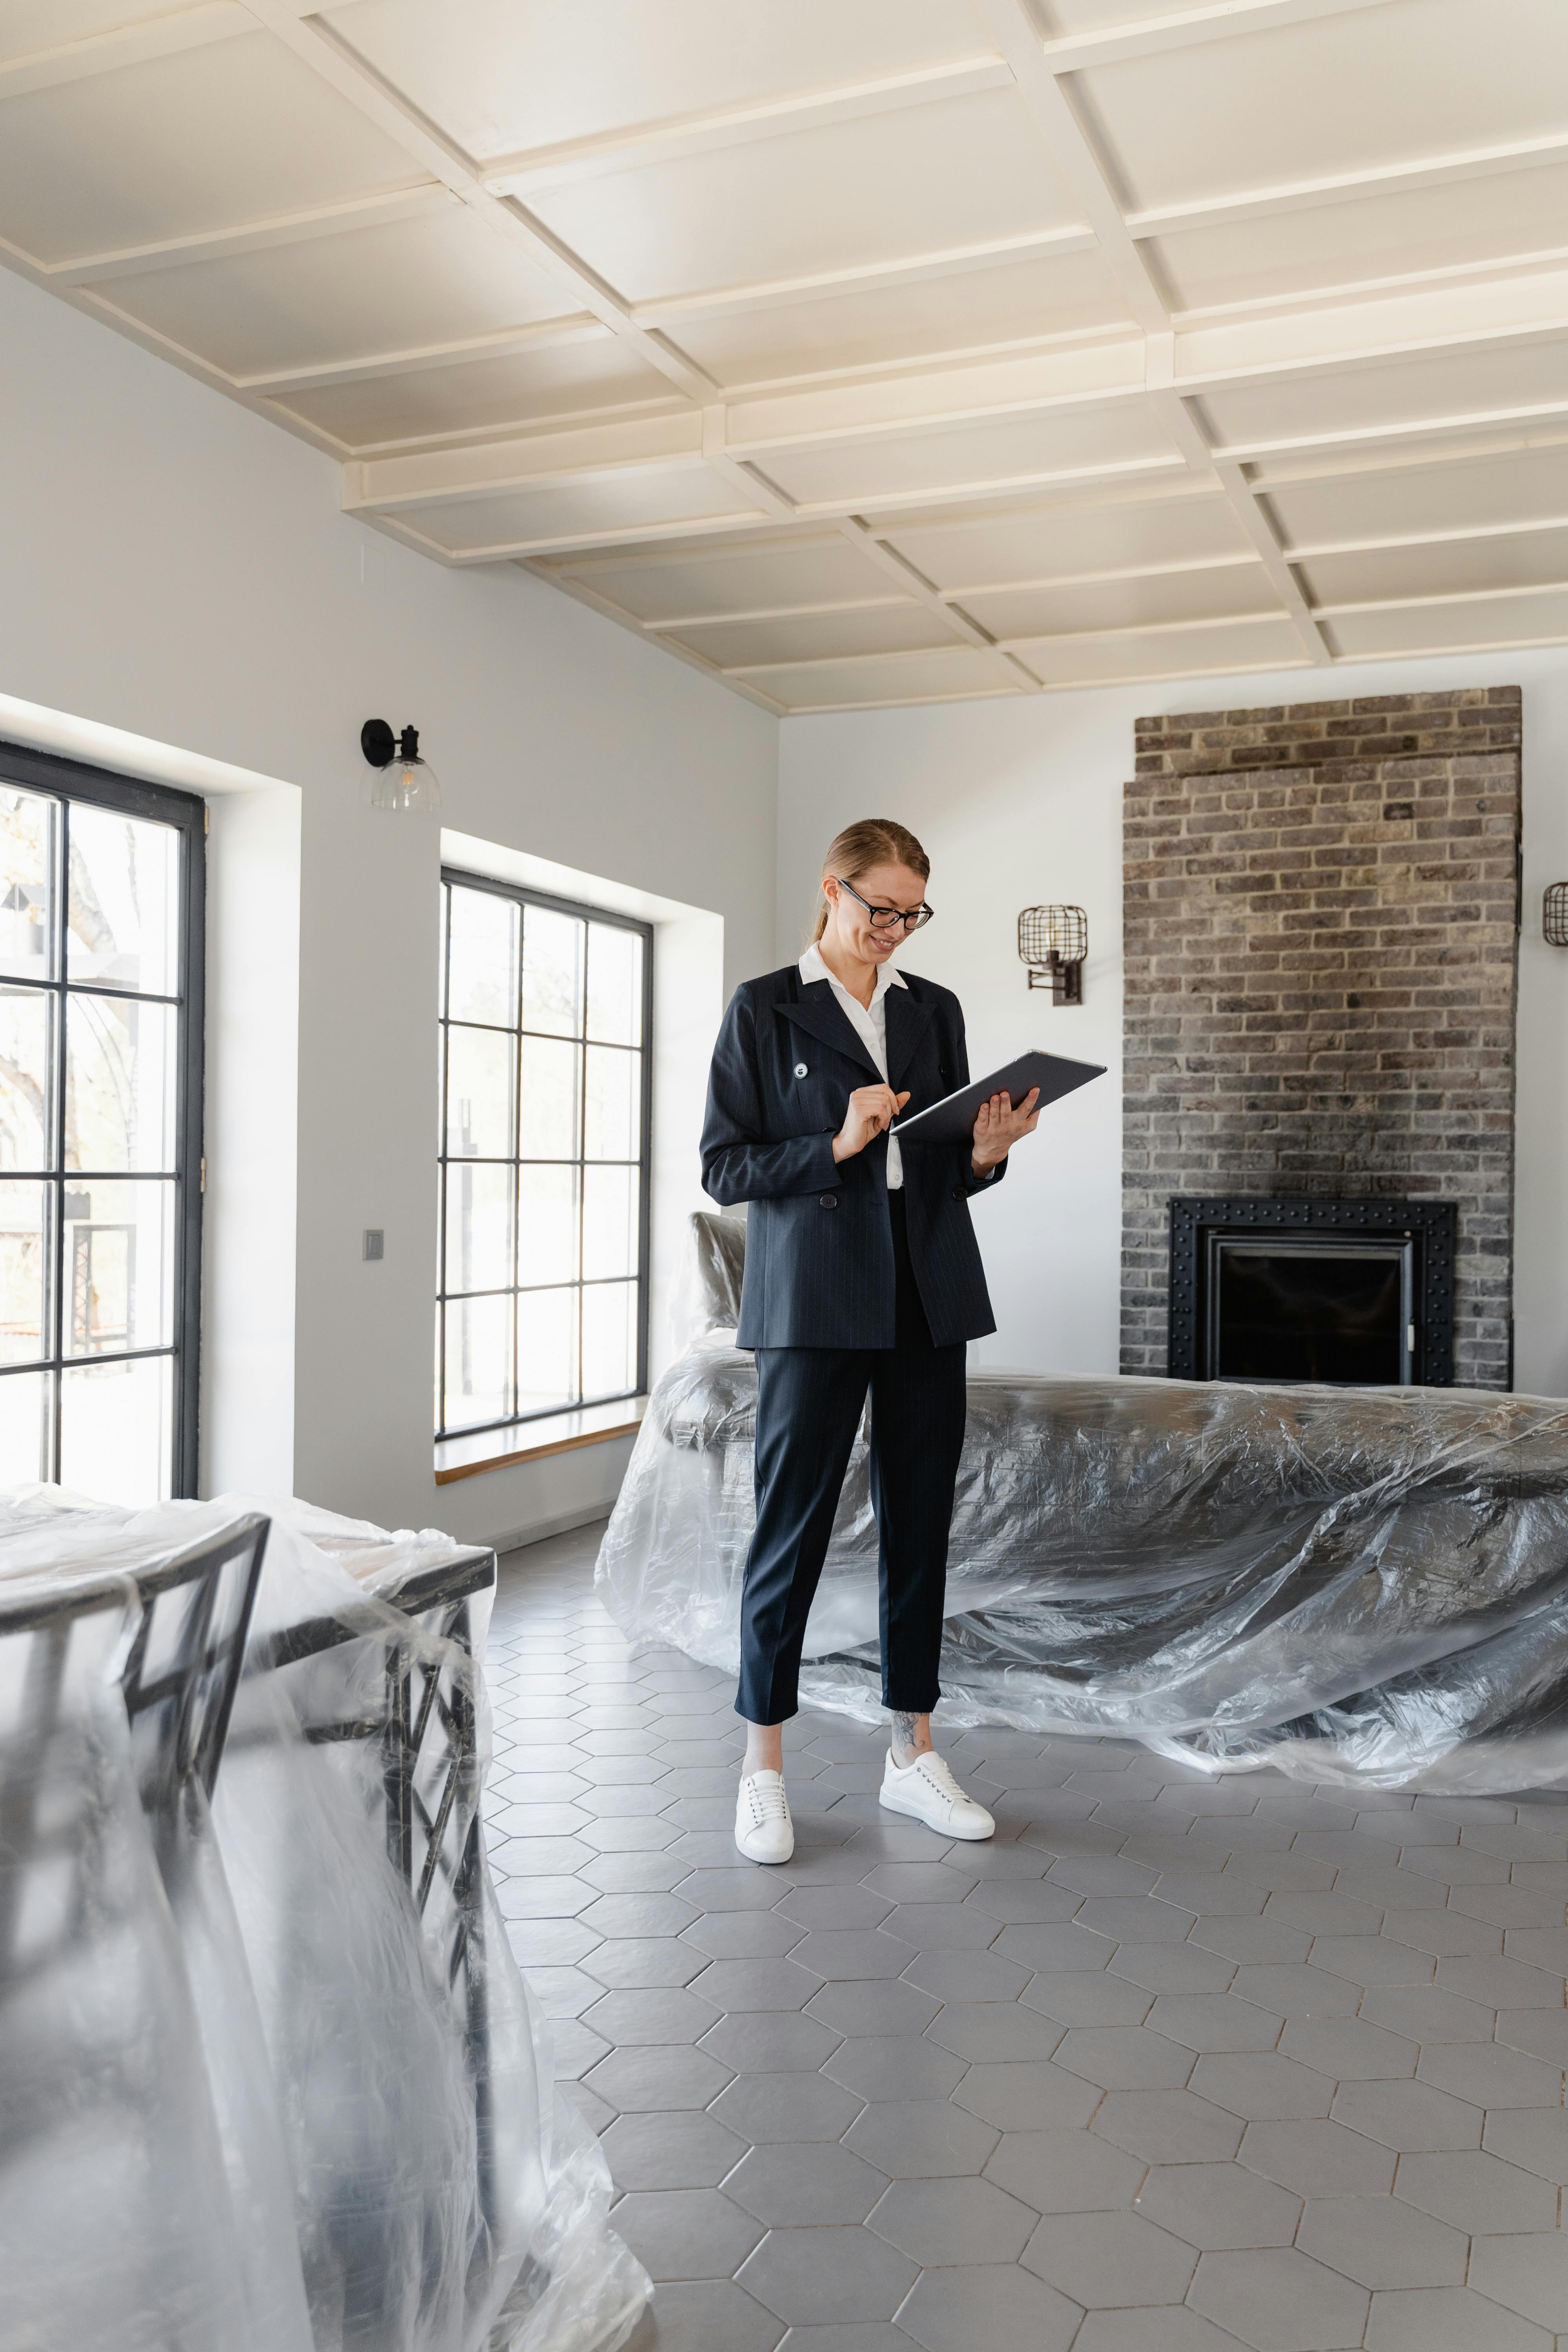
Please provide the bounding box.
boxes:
[1168,1196,1457,1386]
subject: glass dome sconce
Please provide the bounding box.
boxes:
[360,719,442,814]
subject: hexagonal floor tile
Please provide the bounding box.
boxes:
[1394,2147,1557,2234]
[585,2043,734,2114]
[621,2277,783,2352]
[925,2001,1063,2062]
[895,2260,1082,2352]
[1022,2209,1198,2307]
[1189,2245,1369,2350]
[952,2060,1102,2133]
[867,2174,1036,2266]
[1133,2161,1301,2251]
[984,2127,1145,2216]
[1094,2089,1245,2165]
[609,2187,763,2281]
[1468,2233,1568,2332]
[581,1987,719,2046]
[600,2111,749,2191]
[844,2098,999,2180]
[1055,2025,1196,2090]
[1363,2284,1553,2351]
[735,2224,918,2327]
[825,2034,967,2102]
[1295,2193,1466,2290]
[1190,2053,1336,2123]
[709,2070,863,2144]
[1237,2118,1395,2199]
[1329,2079,1481,2154]
[725,2141,888,2227]
[698,2010,842,2074]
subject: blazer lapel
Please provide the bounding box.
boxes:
[774,985,882,1083]
[885,986,937,1089]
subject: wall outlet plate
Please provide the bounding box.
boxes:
[363,1229,384,1261]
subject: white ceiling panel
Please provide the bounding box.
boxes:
[552,538,899,623]
[671,249,1135,391]
[958,562,1278,640]
[524,89,1083,306]
[1077,0,1568,217]
[1014,614,1309,683]
[885,489,1251,589]
[661,605,958,671]
[323,0,985,163]
[98,204,578,380]
[1325,582,1568,656]
[1196,336,1568,456]
[1263,443,1568,551]
[1299,522,1568,607]
[4,0,1565,707]
[0,31,418,265]
[745,646,1017,709]
[764,399,1176,508]
[411,465,762,558]
[1154,162,1568,319]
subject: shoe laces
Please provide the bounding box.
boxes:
[907,1752,967,1808]
[743,1772,789,1825]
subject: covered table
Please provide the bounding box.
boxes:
[0,1487,647,2352]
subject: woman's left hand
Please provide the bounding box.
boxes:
[970,1087,1041,1176]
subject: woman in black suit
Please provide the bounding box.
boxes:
[701,818,1041,1864]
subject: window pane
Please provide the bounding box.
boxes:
[67,804,180,996]
[0,789,56,982]
[65,994,178,1172]
[60,1354,173,1507]
[519,1035,581,1158]
[445,1024,515,1158]
[583,1165,638,1281]
[0,1181,49,1364]
[522,906,584,1038]
[586,923,642,1046]
[443,1161,513,1296]
[0,987,53,1170]
[63,1180,175,1357]
[447,886,519,1027]
[582,1281,637,1399]
[518,1163,576,1287]
[0,1367,49,1484]
[443,1294,511,1430]
[517,1286,577,1416]
[585,1045,640,1161]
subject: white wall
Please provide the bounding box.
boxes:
[779,649,1568,1400]
[0,265,778,1545]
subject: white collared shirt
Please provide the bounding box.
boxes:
[799,940,908,1189]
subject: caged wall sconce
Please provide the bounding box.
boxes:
[360,719,442,814]
[1018,904,1088,1004]
[1547,882,1568,947]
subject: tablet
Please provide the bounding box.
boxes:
[892,1049,1105,1148]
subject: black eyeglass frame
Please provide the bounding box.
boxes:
[833,876,935,932]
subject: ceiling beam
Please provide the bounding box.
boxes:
[0,2,249,99]
[1038,0,1399,74]
[482,58,1014,192]
[645,596,915,631]
[1127,133,1568,243]
[632,226,1100,327]
[49,182,448,286]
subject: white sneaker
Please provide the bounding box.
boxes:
[880,1749,995,1841]
[735,1770,794,1865]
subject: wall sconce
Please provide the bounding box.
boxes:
[1018,905,1088,1004]
[360,719,442,813]
[1547,882,1568,946]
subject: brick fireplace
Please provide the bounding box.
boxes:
[1121,688,1521,1390]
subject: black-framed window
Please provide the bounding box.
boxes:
[437,869,652,1441]
[0,743,205,1503]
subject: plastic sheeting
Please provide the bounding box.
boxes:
[0,1487,647,2352]
[597,1246,1568,1792]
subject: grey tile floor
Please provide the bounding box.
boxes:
[487,1522,1568,2352]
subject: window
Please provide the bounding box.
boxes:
[0,744,204,1504]
[437,871,650,1440]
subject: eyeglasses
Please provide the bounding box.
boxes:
[835,877,934,932]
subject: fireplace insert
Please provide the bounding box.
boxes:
[1168,1196,1456,1386]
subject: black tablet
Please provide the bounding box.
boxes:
[892,1049,1105,1148]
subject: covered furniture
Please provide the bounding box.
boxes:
[596,1214,1568,1794]
[0,1489,647,2352]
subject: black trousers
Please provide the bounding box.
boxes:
[735,1191,968,1725]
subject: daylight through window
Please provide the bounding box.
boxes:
[438,872,650,1439]
[0,751,203,1505]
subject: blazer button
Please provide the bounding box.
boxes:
[939,1064,949,1079]
[794,1061,809,1078]
[950,1185,965,1201]
[819,1192,838,1210]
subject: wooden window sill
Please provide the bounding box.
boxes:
[434,1397,647,1485]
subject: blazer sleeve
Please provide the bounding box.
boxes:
[952,1012,1008,1198]
[700,986,841,1207]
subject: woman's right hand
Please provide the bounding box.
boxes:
[833,1083,911,1161]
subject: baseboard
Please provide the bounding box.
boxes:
[490,1502,614,1558]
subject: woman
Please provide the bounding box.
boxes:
[700,818,1040,1865]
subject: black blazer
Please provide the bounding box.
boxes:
[700,962,1006,1350]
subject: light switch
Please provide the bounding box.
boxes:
[363,1229,384,1261]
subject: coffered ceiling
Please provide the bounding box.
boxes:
[5,0,1567,712]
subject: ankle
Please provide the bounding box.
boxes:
[742,1725,783,1778]
[889,1711,934,1768]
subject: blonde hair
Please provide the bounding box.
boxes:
[812,818,931,943]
